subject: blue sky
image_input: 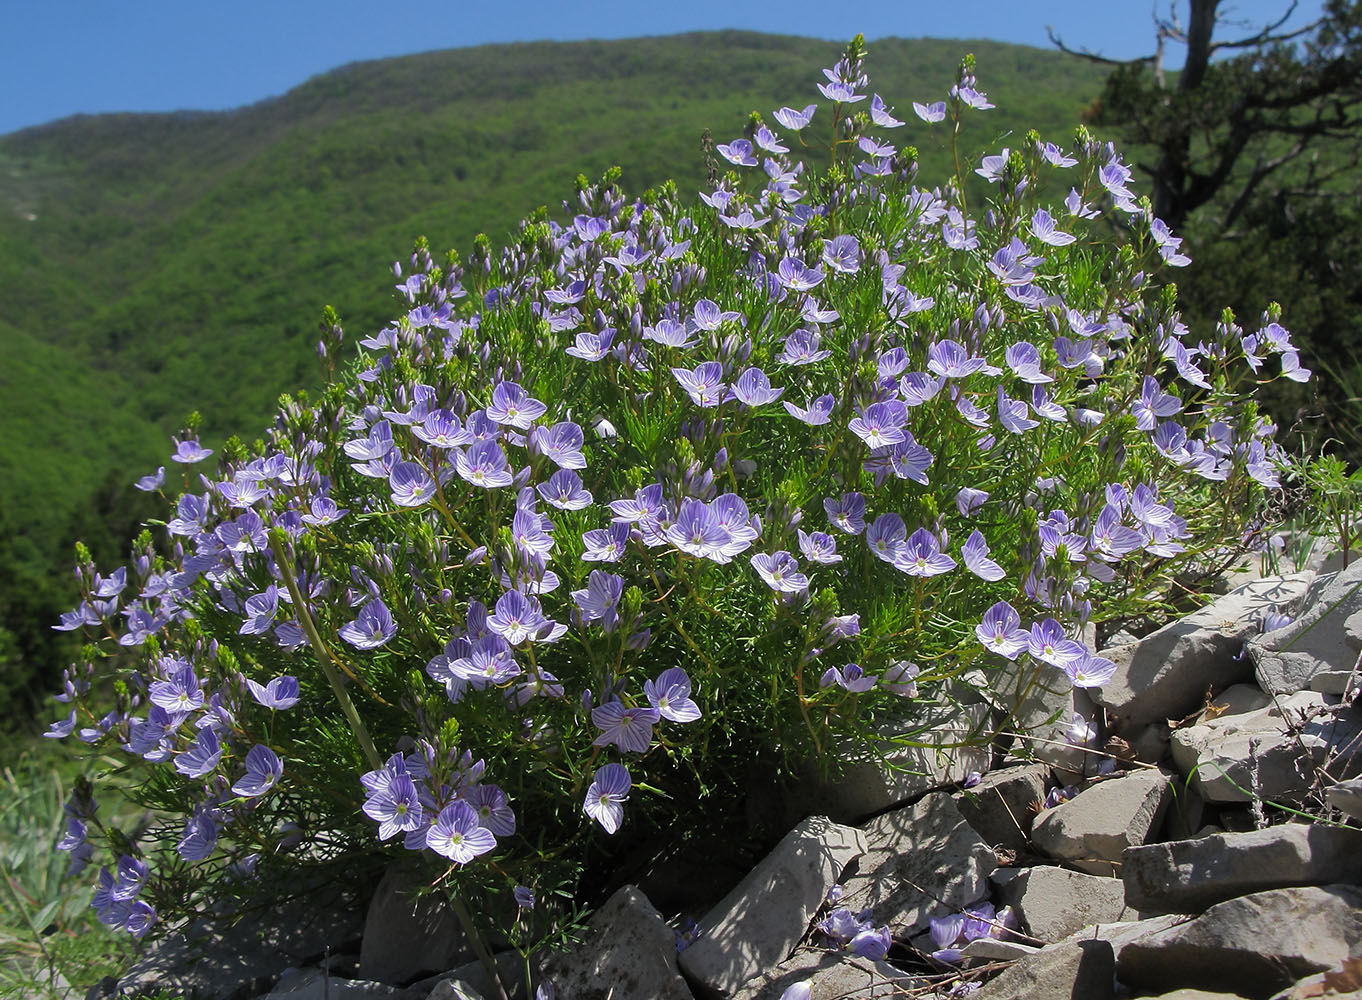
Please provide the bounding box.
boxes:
[0,0,1325,135]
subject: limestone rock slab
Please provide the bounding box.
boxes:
[729,949,920,1000]
[1117,885,1362,1000]
[1169,690,1362,803]
[678,816,865,998]
[1122,824,1362,913]
[838,792,995,936]
[1249,561,1362,694]
[1031,770,1173,876]
[954,764,1049,851]
[1094,574,1312,726]
[539,886,692,1000]
[997,866,1136,942]
[360,862,473,984]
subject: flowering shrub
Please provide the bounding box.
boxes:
[47,37,1308,950]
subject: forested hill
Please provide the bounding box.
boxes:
[0,31,1107,717]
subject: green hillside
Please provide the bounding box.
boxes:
[0,31,1108,716]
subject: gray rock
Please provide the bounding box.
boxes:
[954,764,1049,850]
[1118,885,1362,1000]
[1169,690,1362,803]
[1094,574,1313,727]
[837,793,995,936]
[1328,777,1362,820]
[422,979,488,1000]
[1310,669,1359,695]
[1249,561,1362,695]
[97,877,365,1000]
[988,661,1091,780]
[969,935,1116,1000]
[1123,824,1362,913]
[426,952,525,1000]
[1031,770,1173,876]
[1142,992,1250,1000]
[997,866,1136,943]
[729,949,920,1000]
[679,816,865,998]
[540,886,691,1000]
[265,969,419,1000]
[960,937,1041,962]
[755,705,992,825]
[359,862,474,985]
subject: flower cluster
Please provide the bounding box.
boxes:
[47,37,1306,943]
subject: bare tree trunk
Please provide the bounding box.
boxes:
[1154,0,1221,227]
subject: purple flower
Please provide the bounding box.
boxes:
[751,551,809,593]
[868,93,903,127]
[339,599,397,650]
[150,664,204,714]
[929,913,966,963]
[538,469,593,510]
[867,661,916,701]
[644,667,702,723]
[1031,208,1076,247]
[672,362,727,407]
[174,728,222,779]
[896,528,956,577]
[824,493,865,537]
[413,410,471,448]
[572,570,624,629]
[232,744,283,798]
[171,438,213,464]
[246,675,300,710]
[728,367,783,406]
[583,763,631,834]
[177,807,219,861]
[797,529,841,565]
[389,461,436,507]
[666,500,727,560]
[301,496,348,526]
[976,601,1029,659]
[1064,652,1117,688]
[821,663,877,692]
[1067,712,1098,746]
[1133,376,1182,430]
[466,784,517,837]
[1004,342,1053,384]
[513,886,535,910]
[531,421,586,469]
[849,925,891,961]
[784,394,835,425]
[363,773,424,841]
[344,421,394,461]
[961,530,1005,581]
[1028,619,1087,669]
[913,100,947,122]
[512,509,555,557]
[898,371,946,407]
[778,329,831,366]
[134,467,165,492]
[488,590,549,645]
[823,235,861,273]
[776,258,824,292]
[866,513,906,564]
[592,702,661,753]
[716,138,758,166]
[849,401,907,449]
[773,104,816,130]
[582,521,630,562]
[427,800,497,864]
[996,387,1039,434]
[956,487,989,517]
[456,439,514,489]
[486,382,546,429]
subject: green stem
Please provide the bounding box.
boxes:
[269,532,383,772]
